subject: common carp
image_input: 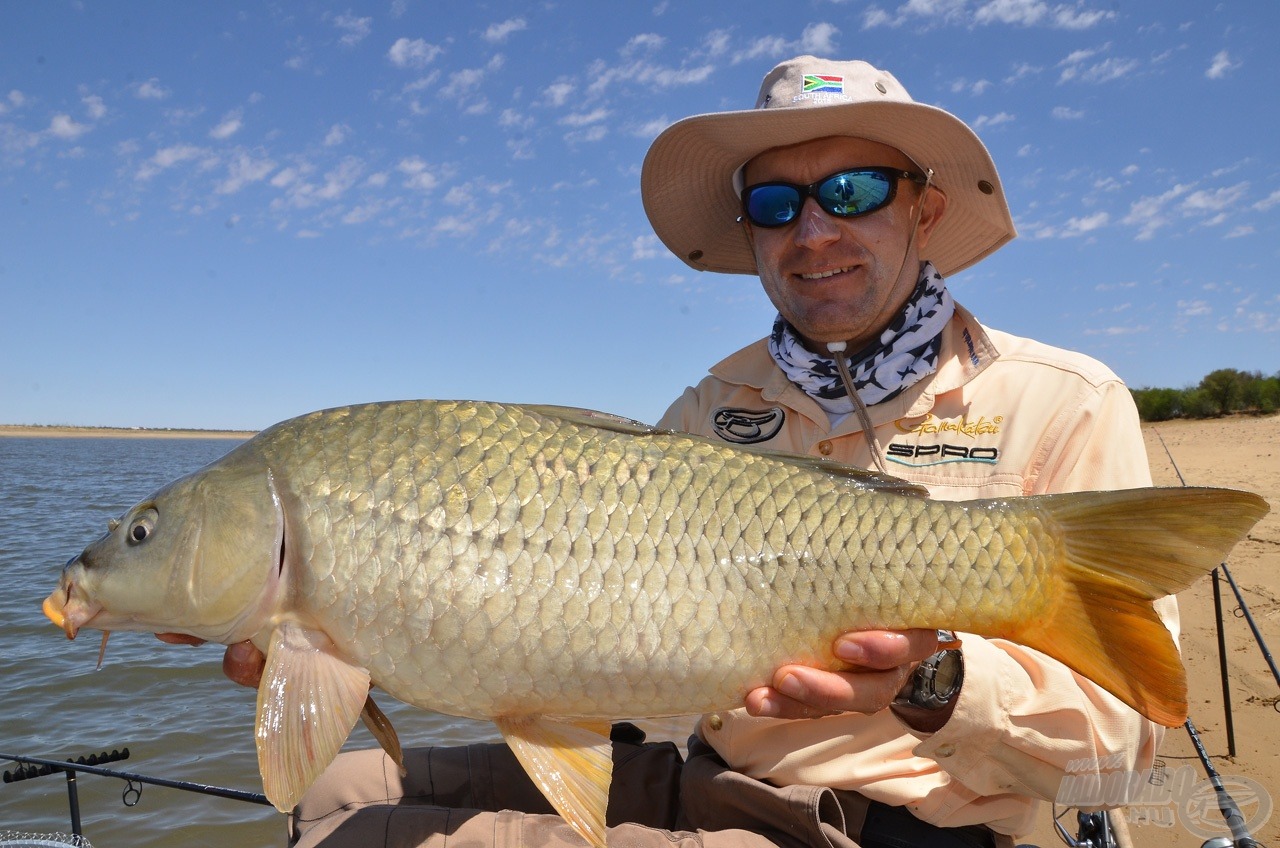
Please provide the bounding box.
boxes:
[42,399,1267,847]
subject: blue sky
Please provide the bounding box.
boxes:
[2,0,1276,430]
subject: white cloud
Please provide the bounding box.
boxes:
[633,115,670,137]
[734,35,790,64]
[1051,105,1084,119]
[623,33,665,54]
[1059,48,1139,84]
[800,22,840,54]
[1181,182,1249,215]
[1253,189,1280,211]
[543,81,575,107]
[483,18,527,44]
[1062,211,1109,236]
[975,0,1050,27]
[704,30,731,56]
[398,156,438,190]
[632,234,660,259]
[209,110,243,140]
[0,89,25,115]
[1177,299,1211,318]
[134,78,170,100]
[973,111,1015,129]
[560,107,609,127]
[1123,183,1190,240]
[324,124,350,146]
[388,37,443,69]
[1051,5,1113,28]
[1206,50,1240,80]
[47,114,90,140]
[216,152,276,194]
[565,124,608,144]
[332,13,372,46]
[82,94,107,120]
[865,0,1109,29]
[136,144,212,181]
[1082,324,1149,337]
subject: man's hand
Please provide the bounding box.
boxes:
[744,629,940,719]
[155,634,265,689]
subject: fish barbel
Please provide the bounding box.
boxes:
[42,400,1267,846]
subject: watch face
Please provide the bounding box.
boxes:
[932,650,963,697]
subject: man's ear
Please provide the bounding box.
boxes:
[913,185,948,252]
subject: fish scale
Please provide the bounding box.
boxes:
[43,398,1268,848]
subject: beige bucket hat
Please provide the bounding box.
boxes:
[641,56,1016,278]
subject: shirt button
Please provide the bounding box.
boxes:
[935,743,957,758]
[817,440,833,456]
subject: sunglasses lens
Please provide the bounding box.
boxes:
[817,170,893,216]
[745,185,805,227]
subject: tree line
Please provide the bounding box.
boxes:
[1131,368,1280,421]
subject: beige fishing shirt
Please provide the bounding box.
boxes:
[658,303,1175,837]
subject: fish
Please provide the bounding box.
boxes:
[42,399,1267,847]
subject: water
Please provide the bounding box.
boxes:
[0,437,501,848]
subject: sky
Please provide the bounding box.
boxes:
[1,0,1277,431]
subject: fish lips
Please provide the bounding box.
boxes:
[43,568,103,640]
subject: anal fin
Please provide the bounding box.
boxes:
[496,716,613,848]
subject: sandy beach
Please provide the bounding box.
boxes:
[1021,414,1280,848]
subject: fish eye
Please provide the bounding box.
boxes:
[127,509,158,546]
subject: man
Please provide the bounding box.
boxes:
[198,56,1174,848]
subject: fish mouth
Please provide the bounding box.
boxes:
[42,581,103,640]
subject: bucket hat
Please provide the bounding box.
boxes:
[641,56,1016,278]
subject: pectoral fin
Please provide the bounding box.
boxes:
[495,716,613,848]
[255,623,370,811]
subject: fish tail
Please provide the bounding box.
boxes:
[1010,487,1268,728]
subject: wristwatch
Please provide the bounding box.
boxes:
[893,635,964,711]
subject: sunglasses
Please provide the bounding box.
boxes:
[740,167,928,228]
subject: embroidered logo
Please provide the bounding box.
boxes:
[888,414,1004,467]
[895,414,1004,438]
[712,407,785,445]
[802,74,844,94]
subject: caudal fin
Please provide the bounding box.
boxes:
[1011,487,1268,728]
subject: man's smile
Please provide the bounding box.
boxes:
[797,265,857,281]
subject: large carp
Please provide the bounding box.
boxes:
[43,400,1267,846]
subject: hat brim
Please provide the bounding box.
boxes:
[641,99,1016,278]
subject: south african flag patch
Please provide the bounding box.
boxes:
[802,74,844,94]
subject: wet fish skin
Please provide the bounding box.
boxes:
[42,399,1269,848]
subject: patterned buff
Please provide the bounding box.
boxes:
[768,262,954,414]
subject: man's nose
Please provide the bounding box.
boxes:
[792,199,841,248]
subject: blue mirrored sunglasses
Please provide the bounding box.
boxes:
[740,167,928,228]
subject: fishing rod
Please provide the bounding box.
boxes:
[2,748,269,839]
[1183,719,1261,848]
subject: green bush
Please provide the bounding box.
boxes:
[1132,369,1280,421]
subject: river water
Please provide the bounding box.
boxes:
[0,436,503,848]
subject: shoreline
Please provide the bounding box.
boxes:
[0,424,255,440]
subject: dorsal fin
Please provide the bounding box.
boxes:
[523,404,929,498]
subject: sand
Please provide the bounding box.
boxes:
[1022,414,1280,848]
